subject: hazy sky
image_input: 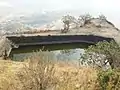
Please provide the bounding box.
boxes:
[0,0,119,11]
[0,0,120,27]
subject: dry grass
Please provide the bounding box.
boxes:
[0,51,102,90]
[0,60,25,90]
[0,58,98,90]
[54,65,97,90]
[1,56,119,90]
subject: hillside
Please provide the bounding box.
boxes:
[38,15,120,44]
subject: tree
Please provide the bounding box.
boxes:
[99,14,107,21]
[99,14,107,26]
[61,15,76,32]
[78,14,92,27]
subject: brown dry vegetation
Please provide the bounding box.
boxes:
[0,52,119,90]
[0,58,98,90]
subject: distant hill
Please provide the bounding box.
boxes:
[0,11,63,34]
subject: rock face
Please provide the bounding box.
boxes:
[39,17,120,44]
[88,18,115,28]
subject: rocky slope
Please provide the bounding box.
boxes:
[39,17,117,30]
[39,16,120,45]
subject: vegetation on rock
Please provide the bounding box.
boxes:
[81,40,120,69]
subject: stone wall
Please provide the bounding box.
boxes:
[7,35,114,46]
[0,35,114,58]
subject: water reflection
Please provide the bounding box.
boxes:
[56,49,84,61]
[10,43,90,61]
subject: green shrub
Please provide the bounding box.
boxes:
[81,40,120,69]
[97,69,120,90]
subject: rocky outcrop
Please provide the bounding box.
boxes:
[39,17,118,30]
[38,16,120,44]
